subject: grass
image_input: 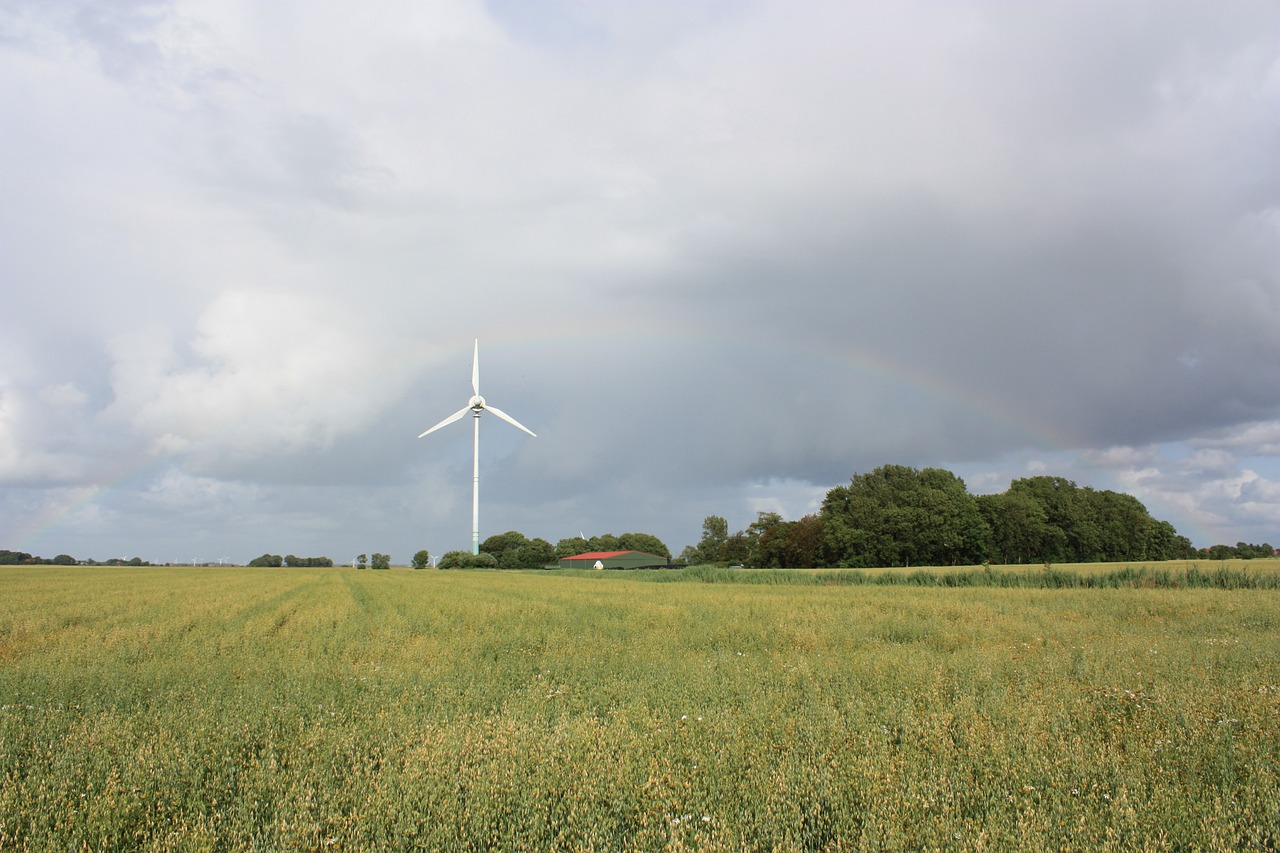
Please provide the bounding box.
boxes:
[591,558,1280,590]
[2,565,1279,850]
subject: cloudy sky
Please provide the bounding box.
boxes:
[2,0,1278,563]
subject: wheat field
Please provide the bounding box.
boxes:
[2,565,1278,850]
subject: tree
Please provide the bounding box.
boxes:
[248,554,284,568]
[438,550,498,569]
[782,514,825,568]
[720,532,751,566]
[691,515,729,564]
[370,553,391,570]
[615,532,671,558]
[555,537,594,559]
[412,549,431,569]
[749,513,825,568]
[480,531,531,569]
[743,512,785,567]
[587,533,621,553]
[821,465,989,568]
[52,554,76,565]
[356,554,367,570]
[556,532,671,560]
[479,533,555,569]
[517,538,556,569]
[285,555,333,567]
[1148,521,1194,561]
[976,476,1195,564]
[437,550,466,569]
[978,491,1057,564]
[1005,477,1089,562]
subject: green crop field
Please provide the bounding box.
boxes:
[2,566,1278,851]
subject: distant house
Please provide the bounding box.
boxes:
[555,550,670,570]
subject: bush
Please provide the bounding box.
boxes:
[283,555,334,567]
[438,551,499,570]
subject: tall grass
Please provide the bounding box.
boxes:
[641,560,1280,589]
[2,566,1278,850]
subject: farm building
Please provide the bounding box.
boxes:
[555,550,670,570]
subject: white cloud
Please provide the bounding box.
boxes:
[0,373,99,485]
[38,382,88,409]
[105,289,426,474]
[1192,420,1280,456]
[1179,449,1240,477]
[1082,446,1159,470]
[1088,449,1280,546]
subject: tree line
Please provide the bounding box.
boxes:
[437,530,673,570]
[247,554,335,567]
[6,466,1271,570]
[684,465,1234,569]
[1198,542,1276,560]
[0,550,152,566]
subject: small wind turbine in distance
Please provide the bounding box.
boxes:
[418,339,536,555]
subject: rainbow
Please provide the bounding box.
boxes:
[12,329,1116,552]
[463,326,1083,452]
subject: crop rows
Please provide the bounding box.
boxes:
[2,566,1278,850]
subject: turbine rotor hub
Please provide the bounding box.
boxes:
[470,394,485,411]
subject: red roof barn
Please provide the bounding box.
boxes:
[555,550,669,570]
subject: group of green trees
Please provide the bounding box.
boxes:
[437,551,500,569]
[1199,542,1276,560]
[689,465,1206,569]
[553,532,671,559]
[433,530,673,571]
[0,550,150,566]
[475,531,557,570]
[5,466,1270,572]
[247,554,334,567]
[681,513,824,568]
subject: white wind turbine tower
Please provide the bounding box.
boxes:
[418,339,536,554]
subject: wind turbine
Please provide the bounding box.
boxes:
[418,339,536,554]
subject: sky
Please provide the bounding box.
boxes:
[1,0,1278,564]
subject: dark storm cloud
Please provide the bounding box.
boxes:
[1,0,1277,560]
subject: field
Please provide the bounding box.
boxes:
[2,565,1278,851]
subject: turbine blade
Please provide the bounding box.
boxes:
[484,404,536,437]
[417,405,471,438]
[471,339,480,397]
